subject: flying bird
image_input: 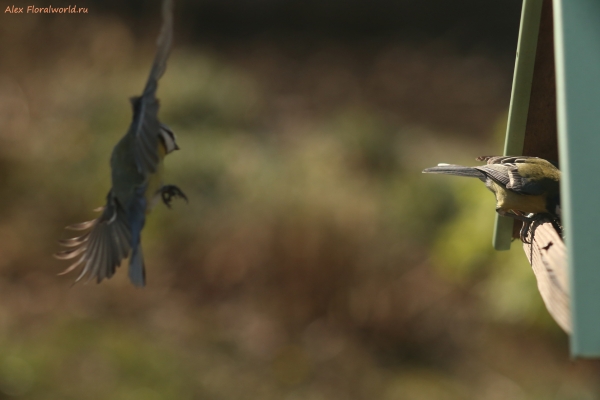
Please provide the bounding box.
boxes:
[422,156,561,241]
[55,0,186,286]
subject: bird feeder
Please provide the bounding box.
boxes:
[493,0,600,357]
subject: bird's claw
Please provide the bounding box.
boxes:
[160,185,188,208]
[520,220,532,244]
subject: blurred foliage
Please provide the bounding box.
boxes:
[0,5,598,400]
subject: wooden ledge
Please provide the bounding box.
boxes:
[522,219,570,333]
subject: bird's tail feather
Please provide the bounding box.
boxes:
[127,186,148,287]
[422,164,486,180]
[129,245,146,287]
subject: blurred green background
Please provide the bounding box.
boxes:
[0,0,599,399]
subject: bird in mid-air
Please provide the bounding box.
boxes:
[55,0,186,287]
[422,156,561,241]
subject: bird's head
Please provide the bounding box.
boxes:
[158,123,179,154]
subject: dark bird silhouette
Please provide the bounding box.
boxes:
[55,0,186,286]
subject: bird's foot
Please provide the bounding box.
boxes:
[512,210,537,243]
[160,185,188,208]
[496,208,537,243]
[519,220,533,244]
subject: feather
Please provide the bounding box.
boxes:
[66,220,96,231]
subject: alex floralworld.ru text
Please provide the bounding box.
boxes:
[5,5,88,13]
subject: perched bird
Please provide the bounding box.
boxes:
[55,0,186,287]
[422,156,561,241]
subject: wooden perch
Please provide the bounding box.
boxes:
[522,218,570,333]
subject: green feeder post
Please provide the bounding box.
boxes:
[493,0,544,250]
[553,0,600,357]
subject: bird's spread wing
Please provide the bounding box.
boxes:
[142,0,173,98]
[130,0,174,177]
[55,195,131,284]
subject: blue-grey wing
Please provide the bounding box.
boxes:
[131,0,173,176]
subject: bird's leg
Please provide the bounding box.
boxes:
[519,219,533,244]
[511,210,533,243]
[159,185,188,209]
[495,208,536,243]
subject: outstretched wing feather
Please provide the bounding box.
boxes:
[131,0,173,177]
